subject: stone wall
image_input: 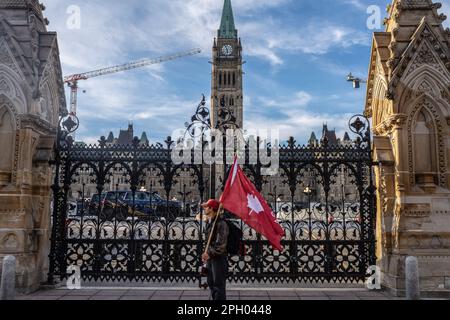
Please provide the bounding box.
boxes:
[366,0,450,296]
[0,1,66,293]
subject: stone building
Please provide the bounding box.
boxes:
[366,0,450,295]
[0,0,66,292]
[104,123,149,146]
[2,0,449,297]
[70,124,152,199]
[211,0,243,129]
[69,0,358,215]
[260,124,358,209]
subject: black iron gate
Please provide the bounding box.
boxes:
[48,101,376,285]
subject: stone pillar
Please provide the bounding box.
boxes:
[0,256,16,300]
[365,0,450,298]
[0,1,67,293]
[405,256,420,300]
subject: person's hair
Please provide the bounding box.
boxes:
[207,206,218,214]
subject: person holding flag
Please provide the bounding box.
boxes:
[220,157,285,251]
[200,157,285,300]
[201,199,229,301]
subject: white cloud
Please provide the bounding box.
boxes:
[44,0,370,70]
[40,0,371,142]
[240,21,370,65]
[245,110,353,143]
[342,0,367,11]
[262,91,313,108]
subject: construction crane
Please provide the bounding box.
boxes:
[346,72,367,89]
[64,48,202,115]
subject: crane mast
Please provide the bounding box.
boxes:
[64,48,201,115]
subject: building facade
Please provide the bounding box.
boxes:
[211,0,244,129]
[0,0,66,292]
[366,0,450,295]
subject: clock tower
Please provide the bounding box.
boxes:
[211,0,243,129]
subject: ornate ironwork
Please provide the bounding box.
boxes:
[184,94,239,140]
[48,106,376,285]
[185,94,210,139]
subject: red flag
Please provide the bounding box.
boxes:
[220,158,285,251]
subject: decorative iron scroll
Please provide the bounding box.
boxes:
[48,101,375,285]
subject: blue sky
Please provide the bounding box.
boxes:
[43,0,450,144]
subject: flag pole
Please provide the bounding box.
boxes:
[203,203,223,255]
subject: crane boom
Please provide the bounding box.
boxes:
[64,48,201,115]
[64,48,201,83]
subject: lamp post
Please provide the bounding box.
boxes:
[303,186,313,210]
[185,95,239,199]
[178,183,192,217]
[303,185,313,240]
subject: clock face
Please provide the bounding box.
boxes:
[221,45,233,56]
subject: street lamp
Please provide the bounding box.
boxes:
[303,186,313,211]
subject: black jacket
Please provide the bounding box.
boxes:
[205,218,229,258]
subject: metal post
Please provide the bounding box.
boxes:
[1,256,16,300]
[406,256,420,300]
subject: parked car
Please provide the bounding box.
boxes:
[84,191,182,221]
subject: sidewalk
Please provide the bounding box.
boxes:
[16,287,400,300]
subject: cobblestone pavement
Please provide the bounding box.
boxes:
[16,287,403,300]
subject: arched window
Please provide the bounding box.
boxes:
[0,105,15,182]
[233,72,236,86]
[228,72,231,86]
[219,72,222,86]
[413,109,437,184]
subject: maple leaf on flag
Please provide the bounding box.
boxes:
[220,157,285,251]
[247,194,264,215]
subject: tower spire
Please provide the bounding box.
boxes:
[219,0,237,39]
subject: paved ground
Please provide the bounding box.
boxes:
[16,287,402,300]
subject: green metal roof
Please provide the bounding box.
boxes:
[219,0,237,39]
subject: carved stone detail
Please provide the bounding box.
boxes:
[0,38,22,77]
[373,114,408,135]
[404,210,431,217]
[0,95,21,184]
[1,233,18,250]
[407,98,447,188]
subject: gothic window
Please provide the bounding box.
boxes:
[230,96,234,106]
[233,72,236,86]
[413,109,437,184]
[0,105,15,181]
[219,72,222,86]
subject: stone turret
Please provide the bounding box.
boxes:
[365,0,450,297]
[0,0,66,292]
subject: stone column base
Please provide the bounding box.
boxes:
[380,253,450,299]
[0,253,48,294]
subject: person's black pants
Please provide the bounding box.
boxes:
[207,255,228,300]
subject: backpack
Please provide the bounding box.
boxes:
[225,220,245,256]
